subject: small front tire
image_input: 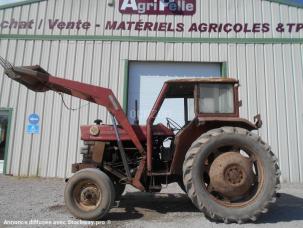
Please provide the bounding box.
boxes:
[64,168,115,220]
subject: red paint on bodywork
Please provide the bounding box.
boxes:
[169,117,258,175]
[81,123,174,142]
[146,83,169,173]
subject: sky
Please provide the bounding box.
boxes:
[0,0,303,6]
[0,0,24,5]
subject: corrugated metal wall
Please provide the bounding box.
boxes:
[0,0,302,182]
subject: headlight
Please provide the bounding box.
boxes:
[89,126,100,136]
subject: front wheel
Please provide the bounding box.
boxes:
[64,168,115,220]
[183,127,281,223]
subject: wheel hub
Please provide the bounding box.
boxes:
[80,186,99,206]
[74,182,101,211]
[225,165,244,185]
[209,152,254,198]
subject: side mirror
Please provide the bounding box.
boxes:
[238,100,243,107]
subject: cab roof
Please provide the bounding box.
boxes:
[165,77,238,84]
[164,77,238,98]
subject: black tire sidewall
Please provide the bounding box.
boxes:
[192,133,276,219]
[178,178,187,193]
[64,168,115,220]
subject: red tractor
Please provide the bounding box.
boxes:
[0,57,280,223]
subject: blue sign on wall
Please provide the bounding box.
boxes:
[28,113,40,125]
[27,113,40,134]
[26,124,40,134]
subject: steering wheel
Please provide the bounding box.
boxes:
[166,117,182,131]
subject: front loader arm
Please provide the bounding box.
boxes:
[0,57,145,154]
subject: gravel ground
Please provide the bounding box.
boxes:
[0,174,303,228]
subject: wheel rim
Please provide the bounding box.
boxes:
[73,180,102,212]
[201,144,264,208]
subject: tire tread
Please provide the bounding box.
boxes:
[182,127,281,223]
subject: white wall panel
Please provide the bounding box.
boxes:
[263,44,280,171]
[0,0,302,183]
[254,45,268,142]
[1,39,303,182]
[293,44,303,181]
[19,40,34,176]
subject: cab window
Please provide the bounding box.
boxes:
[198,83,234,114]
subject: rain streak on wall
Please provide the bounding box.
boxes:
[0,0,302,182]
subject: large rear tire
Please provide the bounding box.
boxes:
[178,178,187,193]
[64,168,115,220]
[183,127,281,223]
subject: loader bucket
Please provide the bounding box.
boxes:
[0,56,50,92]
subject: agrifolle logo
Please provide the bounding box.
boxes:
[119,0,196,15]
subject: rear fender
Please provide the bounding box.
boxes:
[170,117,258,174]
[197,117,258,131]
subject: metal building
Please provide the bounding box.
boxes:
[0,0,302,183]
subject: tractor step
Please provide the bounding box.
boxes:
[113,201,120,208]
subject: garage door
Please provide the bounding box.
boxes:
[127,62,222,126]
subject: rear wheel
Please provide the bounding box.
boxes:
[64,168,115,220]
[183,127,281,223]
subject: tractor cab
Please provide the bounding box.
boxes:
[147,78,258,176]
[160,78,240,131]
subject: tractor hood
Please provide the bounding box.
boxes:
[80,124,174,142]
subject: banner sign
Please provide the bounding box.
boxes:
[119,0,196,15]
[105,21,303,33]
[0,18,303,34]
